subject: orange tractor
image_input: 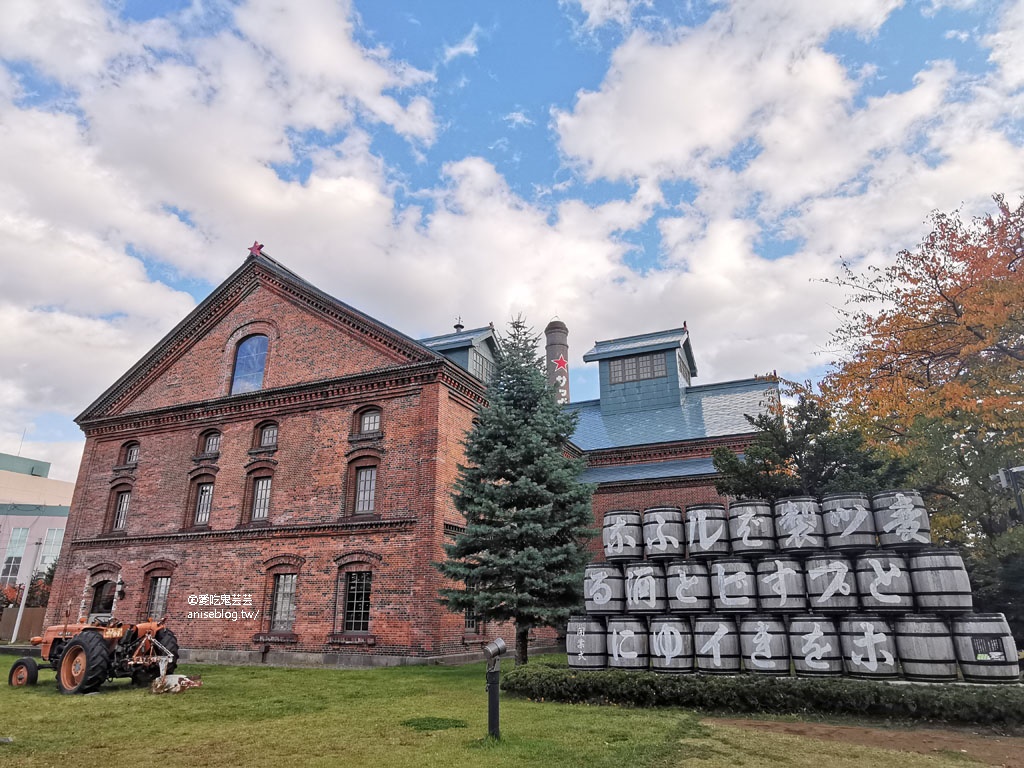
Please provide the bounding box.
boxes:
[8,618,179,694]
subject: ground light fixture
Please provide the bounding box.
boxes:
[483,637,507,740]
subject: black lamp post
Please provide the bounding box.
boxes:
[482,637,507,740]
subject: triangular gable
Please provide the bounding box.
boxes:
[79,254,439,422]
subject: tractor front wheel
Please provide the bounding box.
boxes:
[8,657,39,687]
[57,633,111,694]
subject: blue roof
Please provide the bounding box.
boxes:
[567,377,778,451]
[583,326,697,375]
[419,326,494,352]
[580,457,717,484]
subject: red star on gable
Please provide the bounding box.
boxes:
[249,241,264,257]
[552,355,569,371]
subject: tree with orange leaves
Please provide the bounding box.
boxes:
[824,194,1024,539]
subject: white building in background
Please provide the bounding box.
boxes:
[0,453,74,587]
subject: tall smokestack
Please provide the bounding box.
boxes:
[544,319,570,404]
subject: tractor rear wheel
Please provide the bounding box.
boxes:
[57,632,111,694]
[8,657,39,687]
[155,628,179,675]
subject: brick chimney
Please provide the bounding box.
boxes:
[544,319,570,404]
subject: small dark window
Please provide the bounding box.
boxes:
[270,573,297,632]
[251,477,272,521]
[231,335,269,395]
[343,571,372,632]
[465,610,479,634]
[147,576,170,618]
[91,580,116,616]
[113,490,131,530]
[360,410,381,433]
[194,482,214,525]
[259,423,278,448]
[354,466,376,513]
[204,432,221,454]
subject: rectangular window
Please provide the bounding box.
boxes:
[607,353,668,385]
[125,444,139,464]
[344,571,372,632]
[464,610,478,634]
[251,477,272,521]
[260,424,278,447]
[113,491,131,530]
[609,358,624,384]
[194,483,214,525]
[354,467,377,513]
[470,350,496,382]
[360,411,381,433]
[204,433,221,453]
[39,527,64,571]
[146,576,170,618]
[270,573,297,632]
[0,527,29,586]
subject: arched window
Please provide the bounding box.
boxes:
[254,421,279,450]
[356,407,382,435]
[90,580,116,618]
[330,551,381,641]
[107,484,133,532]
[199,430,221,456]
[230,334,269,395]
[120,441,140,466]
[187,474,216,527]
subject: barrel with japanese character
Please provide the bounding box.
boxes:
[773,496,825,554]
[756,556,807,614]
[951,614,1021,684]
[854,551,913,613]
[649,616,695,673]
[566,615,607,671]
[606,616,649,671]
[839,614,899,679]
[872,490,931,550]
[821,492,876,552]
[710,558,756,613]
[602,510,644,562]
[666,560,712,614]
[584,563,625,615]
[908,548,973,614]
[686,503,730,559]
[694,615,741,674]
[894,615,958,682]
[789,615,843,677]
[642,506,685,560]
[739,615,790,675]
[727,500,776,556]
[803,553,858,614]
[624,562,667,614]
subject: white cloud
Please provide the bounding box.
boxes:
[443,24,481,63]
[567,0,655,30]
[503,110,534,128]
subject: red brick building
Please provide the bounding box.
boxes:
[48,251,776,666]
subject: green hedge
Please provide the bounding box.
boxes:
[501,665,1024,726]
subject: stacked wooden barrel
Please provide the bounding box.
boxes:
[567,491,1021,684]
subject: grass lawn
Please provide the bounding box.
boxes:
[0,657,988,767]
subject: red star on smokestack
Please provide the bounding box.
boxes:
[552,355,569,371]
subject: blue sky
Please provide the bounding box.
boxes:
[1,0,1022,481]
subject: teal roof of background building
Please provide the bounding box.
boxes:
[0,452,51,478]
[566,377,778,451]
[0,503,70,518]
